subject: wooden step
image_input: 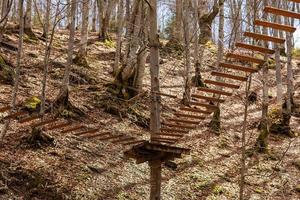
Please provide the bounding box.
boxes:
[156,132,184,137]
[235,42,275,54]
[74,129,99,136]
[32,118,57,128]
[211,71,248,82]
[61,125,85,133]
[174,112,207,119]
[163,122,195,130]
[48,122,72,131]
[254,20,296,33]
[161,128,189,134]
[152,136,178,142]
[151,139,175,145]
[98,134,124,141]
[82,132,110,139]
[244,31,285,44]
[112,137,135,144]
[226,53,265,65]
[123,140,145,146]
[3,111,27,120]
[19,115,40,123]
[264,6,300,19]
[180,106,213,114]
[219,62,258,73]
[0,106,11,113]
[189,101,219,110]
[198,87,232,96]
[167,118,200,125]
[204,79,240,89]
[191,94,225,103]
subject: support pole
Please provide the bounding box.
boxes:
[150,160,162,200]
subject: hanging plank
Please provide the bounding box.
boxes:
[244,32,285,44]
[61,125,85,133]
[180,106,214,114]
[32,118,57,128]
[48,122,72,131]
[111,137,135,144]
[82,132,110,139]
[3,111,27,120]
[163,122,195,130]
[161,128,189,134]
[174,112,206,119]
[123,140,145,146]
[204,79,240,89]
[254,20,296,33]
[211,71,248,82]
[235,42,275,54]
[0,106,11,113]
[19,115,41,123]
[74,129,99,136]
[197,87,232,96]
[167,118,200,125]
[191,94,225,103]
[264,6,300,19]
[189,101,219,109]
[98,134,124,141]
[219,62,258,73]
[226,53,265,64]
[156,132,184,137]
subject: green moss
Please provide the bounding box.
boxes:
[292,48,300,59]
[254,188,263,194]
[190,172,213,190]
[104,39,115,48]
[24,96,41,111]
[213,185,225,195]
[61,109,76,118]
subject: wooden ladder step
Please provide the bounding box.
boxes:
[48,122,72,131]
[32,118,57,128]
[174,112,207,119]
[123,140,145,146]
[61,125,85,133]
[161,128,189,134]
[198,87,232,96]
[74,129,99,136]
[191,94,225,103]
[111,137,135,144]
[180,106,213,114]
[204,79,240,89]
[19,115,41,123]
[235,42,275,54]
[152,136,178,141]
[151,139,175,145]
[167,118,200,125]
[156,132,184,137]
[82,132,110,139]
[0,106,11,113]
[211,71,248,82]
[163,122,195,130]
[264,6,300,19]
[219,62,258,73]
[189,101,219,110]
[226,53,265,64]
[254,20,296,33]
[98,134,124,141]
[244,31,285,44]
[3,111,27,120]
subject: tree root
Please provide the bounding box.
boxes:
[22,128,54,149]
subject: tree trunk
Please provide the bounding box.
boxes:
[1,0,24,140]
[74,0,89,67]
[24,0,36,39]
[182,1,191,105]
[149,160,162,200]
[113,0,124,74]
[99,0,114,41]
[91,0,97,32]
[56,0,77,106]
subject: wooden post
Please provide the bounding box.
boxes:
[149,0,161,199]
[150,160,162,200]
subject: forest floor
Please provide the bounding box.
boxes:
[0,29,299,200]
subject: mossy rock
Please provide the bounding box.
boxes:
[104,39,115,48]
[24,96,41,112]
[0,55,14,85]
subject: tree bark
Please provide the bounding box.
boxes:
[149,160,162,200]
[113,0,124,74]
